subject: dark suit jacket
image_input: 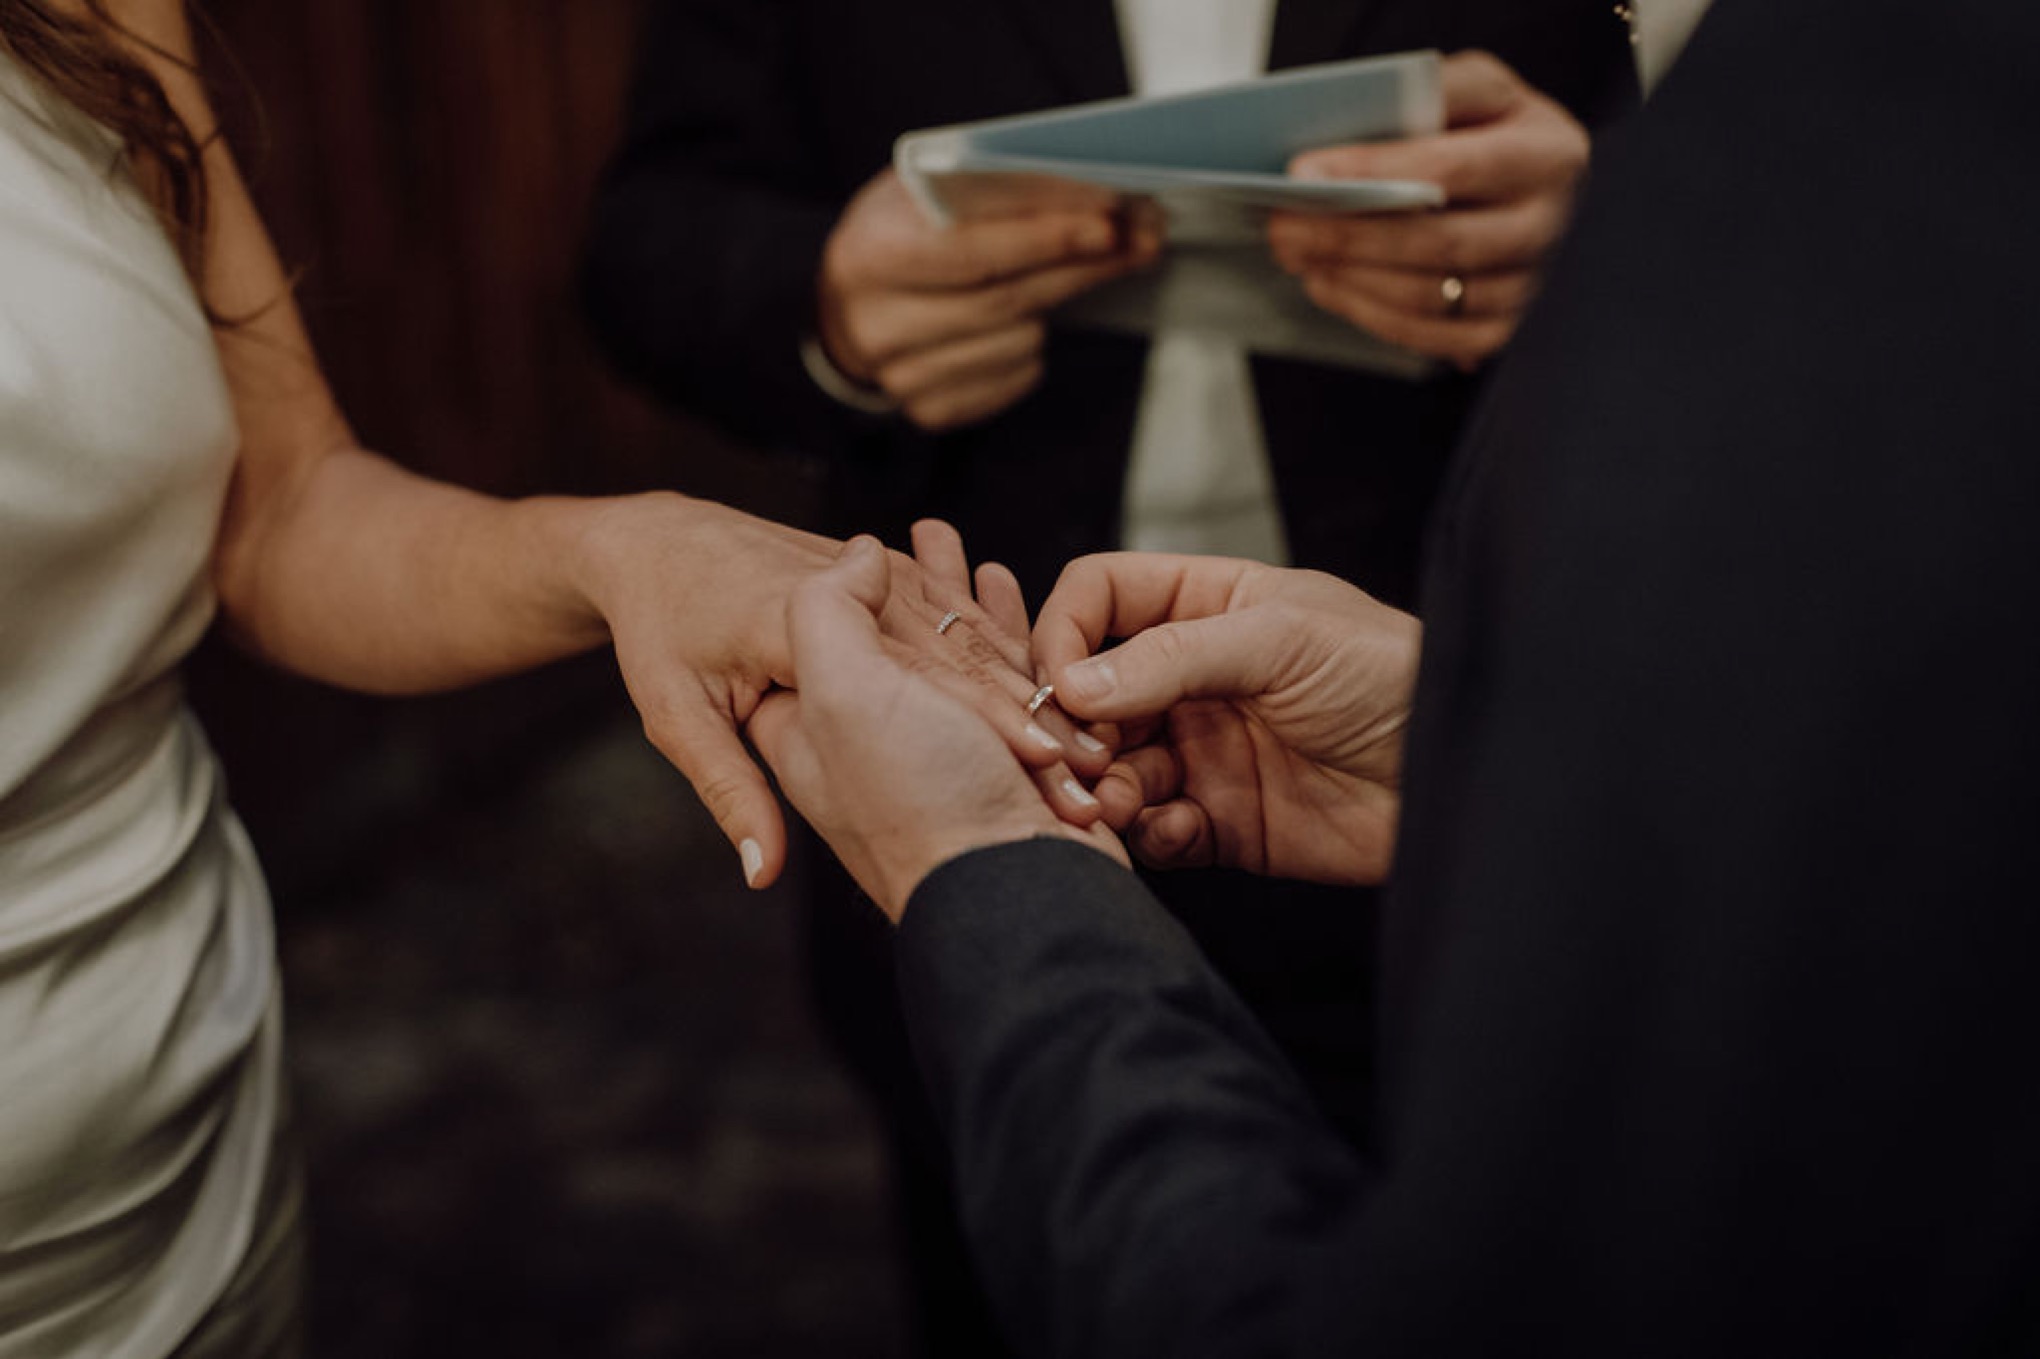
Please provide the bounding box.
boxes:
[894,0,2040,1352]
[582,0,1637,608]
[583,0,1642,1151]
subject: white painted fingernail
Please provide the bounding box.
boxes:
[1074,732,1109,755]
[740,838,765,888]
[1061,779,1100,809]
[1024,722,1064,753]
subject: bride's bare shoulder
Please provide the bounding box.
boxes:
[44,0,197,61]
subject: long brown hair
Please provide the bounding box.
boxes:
[0,1,210,283]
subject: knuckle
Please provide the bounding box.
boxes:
[1459,48,1506,79]
[847,314,898,367]
[639,711,675,757]
[1260,601,1316,642]
[877,352,939,402]
[1452,145,1501,199]
[1142,624,1191,675]
[1432,223,1473,274]
[692,770,752,826]
[903,396,954,432]
[952,236,1001,287]
[984,276,1028,318]
[1301,149,1359,180]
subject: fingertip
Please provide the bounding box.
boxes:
[840,533,888,565]
[1129,803,1195,868]
[1056,775,1104,826]
[713,779,789,887]
[1019,721,1067,766]
[1093,764,1145,831]
[975,559,1027,610]
[910,518,956,548]
[736,819,792,889]
[702,773,788,890]
[910,518,973,599]
[1062,725,1114,778]
[1289,149,1344,182]
[827,534,894,610]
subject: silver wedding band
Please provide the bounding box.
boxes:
[1025,684,1056,718]
[936,610,962,636]
[1441,274,1468,317]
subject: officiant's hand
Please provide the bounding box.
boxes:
[816,170,1160,431]
[1266,50,1590,371]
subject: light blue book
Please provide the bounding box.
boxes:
[894,51,1446,375]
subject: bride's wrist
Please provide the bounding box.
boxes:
[547,490,698,644]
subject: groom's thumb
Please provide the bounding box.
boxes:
[1049,612,1280,723]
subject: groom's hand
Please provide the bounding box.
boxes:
[1034,553,1420,884]
[751,538,1126,921]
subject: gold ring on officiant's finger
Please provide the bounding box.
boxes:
[936,610,962,636]
[1025,685,1056,718]
[1441,275,1467,317]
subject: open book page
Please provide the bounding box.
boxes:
[892,52,1446,375]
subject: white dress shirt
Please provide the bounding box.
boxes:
[1114,0,1290,564]
[1634,0,1713,92]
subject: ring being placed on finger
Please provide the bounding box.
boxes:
[1440,274,1468,317]
[1025,684,1056,718]
[936,610,962,636]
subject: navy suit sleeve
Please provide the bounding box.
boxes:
[897,840,1379,1359]
[892,2,2040,1354]
[579,0,865,453]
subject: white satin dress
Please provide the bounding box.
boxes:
[0,53,301,1358]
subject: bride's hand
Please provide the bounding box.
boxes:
[566,496,1109,888]
[750,537,1128,920]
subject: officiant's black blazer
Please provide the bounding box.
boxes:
[583,0,1637,608]
[893,0,2040,1351]
[583,0,1640,1155]
[583,13,1632,1350]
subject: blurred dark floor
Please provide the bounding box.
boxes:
[267,697,907,1357]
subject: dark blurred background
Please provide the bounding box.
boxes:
[184,3,905,1353]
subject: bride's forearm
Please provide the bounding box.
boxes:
[213,446,661,693]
